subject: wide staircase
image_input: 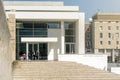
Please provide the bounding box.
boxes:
[12,61,120,80]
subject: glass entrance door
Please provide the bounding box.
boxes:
[28,43,47,60]
[39,43,47,60]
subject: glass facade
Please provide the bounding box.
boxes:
[16,21,76,59]
[65,22,76,54]
[16,21,60,59]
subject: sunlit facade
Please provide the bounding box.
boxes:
[5,1,85,60]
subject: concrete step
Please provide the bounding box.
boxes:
[13,77,120,80]
[13,61,120,80]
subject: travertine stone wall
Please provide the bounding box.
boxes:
[0,0,11,80]
[8,13,16,62]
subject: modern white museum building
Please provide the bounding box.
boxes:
[1,1,120,80]
[4,1,85,61]
[4,1,109,71]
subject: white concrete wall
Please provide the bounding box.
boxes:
[48,29,61,60]
[58,54,107,70]
[0,0,11,80]
[78,55,107,70]
[111,67,120,74]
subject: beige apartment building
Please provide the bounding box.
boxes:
[91,13,120,62]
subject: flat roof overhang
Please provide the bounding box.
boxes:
[6,12,83,20]
[21,37,58,43]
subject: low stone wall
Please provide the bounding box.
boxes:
[58,54,107,70]
[0,0,11,80]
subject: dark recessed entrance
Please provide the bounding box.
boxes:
[28,43,48,60]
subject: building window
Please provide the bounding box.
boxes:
[116,26,119,30]
[87,34,90,39]
[47,22,60,29]
[100,33,103,38]
[65,44,75,54]
[100,41,103,45]
[86,41,91,48]
[99,26,103,30]
[87,28,90,32]
[116,21,119,23]
[65,22,76,54]
[99,49,104,53]
[108,26,111,30]
[108,21,111,23]
[108,33,111,38]
[108,41,111,45]
[116,41,119,45]
[116,33,119,38]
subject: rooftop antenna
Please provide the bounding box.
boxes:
[97,9,100,13]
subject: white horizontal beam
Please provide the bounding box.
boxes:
[5,6,79,12]
[21,37,58,43]
[4,1,64,6]
[6,12,83,20]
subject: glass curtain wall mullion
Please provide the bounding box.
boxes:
[16,26,20,59]
[32,22,34,37]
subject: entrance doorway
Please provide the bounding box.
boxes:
[28,43,47,60]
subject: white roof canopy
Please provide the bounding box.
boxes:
[21,37,58,43]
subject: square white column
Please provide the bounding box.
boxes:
[76,13,85,54]
[26,43,29,60]
[112,49,115,62]
[61,21,65,54]
[104,49,107,54]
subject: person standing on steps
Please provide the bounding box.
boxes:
[33,51,35,60]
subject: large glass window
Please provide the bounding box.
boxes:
[16,21,60,59]
[34,23,47,28]
[65,44,75,54]
[65,22,76,54]
[47,22,60,29]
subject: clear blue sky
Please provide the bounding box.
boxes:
[5,0,120,22]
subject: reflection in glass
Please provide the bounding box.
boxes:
[47,22,60,29]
